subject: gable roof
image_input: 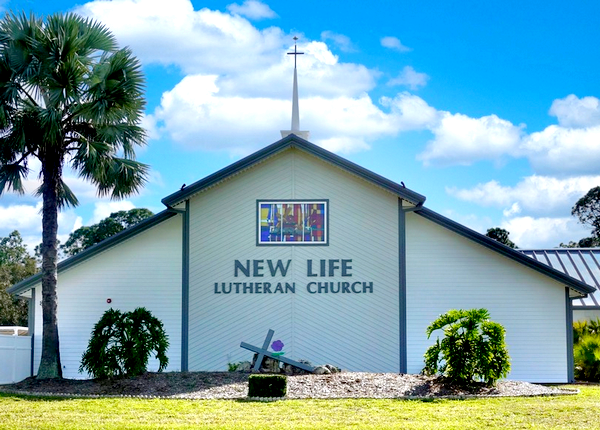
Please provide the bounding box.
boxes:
[162,134,427,208]
[8,209,178,296]
[414,207,595,297]
[8,135,595,300]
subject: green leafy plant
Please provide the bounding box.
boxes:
[573,318,600,381]
[80,307,169,378]
[574,334,600,381]
[248,374,287,398]
[423,308,510,386]
[574,319,600,344]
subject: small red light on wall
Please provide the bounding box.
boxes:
[107,298,112,304]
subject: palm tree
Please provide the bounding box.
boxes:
[0,13,148,379]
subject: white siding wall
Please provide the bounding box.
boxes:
[32,215,182,379]
[188,149,400,372]
[574,309,600,322]
[406,213,568,383]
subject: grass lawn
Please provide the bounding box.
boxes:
[1,385,599,429]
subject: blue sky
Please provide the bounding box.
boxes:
[1,0,600,250]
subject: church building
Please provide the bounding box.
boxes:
[9,45,596,383]
[9,132,595,383]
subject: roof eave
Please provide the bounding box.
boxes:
[414,207,595,296]
[161,134,426,208]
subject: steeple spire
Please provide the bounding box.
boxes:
[281,37,310,140]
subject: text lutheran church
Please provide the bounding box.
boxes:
[10,44,595,384]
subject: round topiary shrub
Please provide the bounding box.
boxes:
[79,307,169,378]
[423,308,510,387]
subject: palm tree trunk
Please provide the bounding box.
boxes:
[37,155,63,379]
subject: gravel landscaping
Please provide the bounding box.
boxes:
[0,372,577,399]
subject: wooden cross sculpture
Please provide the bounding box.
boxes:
[240,329,316,373]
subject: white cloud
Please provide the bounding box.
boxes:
[521,125,600,175]
[321,31,357,53]
[213,40,377,99]
[0,202,84,253]
[150,74,288,154]
[78,0,426,156]
[91,201,136,224]
[150,76,439,154]
[140,114,160,141]
[418,113,524,166]
[388,66,429,90]
[549,94,600,128]
[500,216,589,249]
[0,203,43,235]
[447,175,600,217]
[417,95,600,171]
[380,36,411,52]
[226,0,276,20]
[76,0,379,98]
[75,0,285,75]
[440,208,591,248]
[502,202,521,217]
[379,92,439,130]
[74,0,600,177]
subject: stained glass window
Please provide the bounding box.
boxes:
[257,200,328,245]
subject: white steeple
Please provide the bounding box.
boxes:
[281,37,310,140]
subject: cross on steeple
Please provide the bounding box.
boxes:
[281,36,310,140]
[287,36,304,68]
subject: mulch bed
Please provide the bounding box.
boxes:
[0,372,578,399]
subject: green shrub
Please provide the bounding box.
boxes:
[574,321,588,345]
[423,308,510,387]
[574,319,600,344]
[573,319,600,382]
[248,374,287,398]
[574,334,600,381]
[80,307,169,378]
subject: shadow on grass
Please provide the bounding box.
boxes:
[0,371,250,399]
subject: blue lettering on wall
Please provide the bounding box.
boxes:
[220,259,371,295]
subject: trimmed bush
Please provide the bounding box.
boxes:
[248,374,287,398]
[423,308,510,387]
[80,307,169,378]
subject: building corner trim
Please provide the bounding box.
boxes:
[566,288,574,383]
[399,199,407,373]
[181,200,190,372]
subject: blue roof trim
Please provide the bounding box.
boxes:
[414,207,595,296]
[8,210,178,296]
[162,134,426,207]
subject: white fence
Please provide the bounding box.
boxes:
[0,335,31,384]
